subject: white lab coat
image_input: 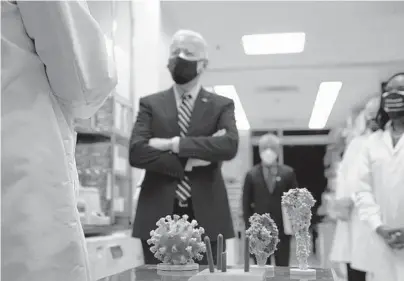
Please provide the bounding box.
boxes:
[329,133,372,272]
[354,125,404,281]
[1,1,117,281]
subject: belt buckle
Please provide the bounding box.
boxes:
[178,200,188,208]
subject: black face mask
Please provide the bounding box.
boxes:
[168,57,199,85]
[382,92,404,119]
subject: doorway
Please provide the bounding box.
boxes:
[283,145,327,256]
[282,145,327,219]
[252,144,327,216]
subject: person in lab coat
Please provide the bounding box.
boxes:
[329,97,380,281]
[354,73,404,281]
[1,2,117,281]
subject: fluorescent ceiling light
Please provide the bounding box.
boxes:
[242,32,306,55]
[208,85,250,130]
[309,82,343,129]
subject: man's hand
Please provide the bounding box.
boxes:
[184,130,226,171]
[376,226,404,249]
[388,229,404,250]
[148,138,173,151]
[185,159,211,171]
[213,129,226,137]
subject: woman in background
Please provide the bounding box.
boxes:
[354,73,404,281]
[1,1,116,281]
[329,97,380,281]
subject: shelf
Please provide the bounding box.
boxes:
[83,224,130,237]
[76,127,130,145]
[75,90,134,229]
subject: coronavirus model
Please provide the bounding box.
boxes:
[245,213,279,266]
[282,188,316,273]
[147,214,206,270]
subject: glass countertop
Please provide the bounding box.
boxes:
[116,265,336,281]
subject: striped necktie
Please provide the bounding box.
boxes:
[264,166,277,194]
[176,94,193,202]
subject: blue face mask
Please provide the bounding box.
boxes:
[382,91,404,119]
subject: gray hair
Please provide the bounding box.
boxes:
[170,29,208,60]
[258,133,281,154]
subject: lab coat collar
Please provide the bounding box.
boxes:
[382,121,404,153]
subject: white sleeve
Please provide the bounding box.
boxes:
[353,140,383,231]
[335,138,358,198]
[17,1,117,119]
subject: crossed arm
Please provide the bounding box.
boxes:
[129,98,239,177]
[175,101,239,162]
[128,98,185,179]
[148,100,239,170]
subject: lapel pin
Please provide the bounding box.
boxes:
[202,97,208,103]
[276,176,281,182]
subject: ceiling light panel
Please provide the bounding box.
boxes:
[242,32,306,55]
[309,81,343,129]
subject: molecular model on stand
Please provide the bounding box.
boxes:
[282,187,317,277]
[245,213,280,268]
[147,214,206,271]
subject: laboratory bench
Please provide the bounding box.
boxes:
[99,265,337,281]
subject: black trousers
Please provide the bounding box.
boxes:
[347,263,366,281]
[141,198,224,265]
[252,235,291,266]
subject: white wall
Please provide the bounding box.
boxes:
[132,0,162,102]
[159,26,174,90]
[131,0,176,192]
[132,0,176,106]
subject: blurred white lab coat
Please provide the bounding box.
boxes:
[329,133,373,272]
[354,125,404,281]
[1,1,116,281]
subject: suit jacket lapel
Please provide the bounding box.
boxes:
[163,88,181,136]
[187,88,211,135]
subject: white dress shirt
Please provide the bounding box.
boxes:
[173,83,201,109]
[171,83,208,171]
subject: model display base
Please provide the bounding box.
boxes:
[290,267,316,276]
[157,269,199,277]
[157,263,199,271]
[250,264,274,272]
[189,268,274,281]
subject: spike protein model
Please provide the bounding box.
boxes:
[281,188,316,271]
[147,214,206,268]
[245,213,280,266]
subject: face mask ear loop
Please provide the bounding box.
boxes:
[196,59,208,75]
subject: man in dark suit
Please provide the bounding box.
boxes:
[129,30,239,265]
[242,133,298,266]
